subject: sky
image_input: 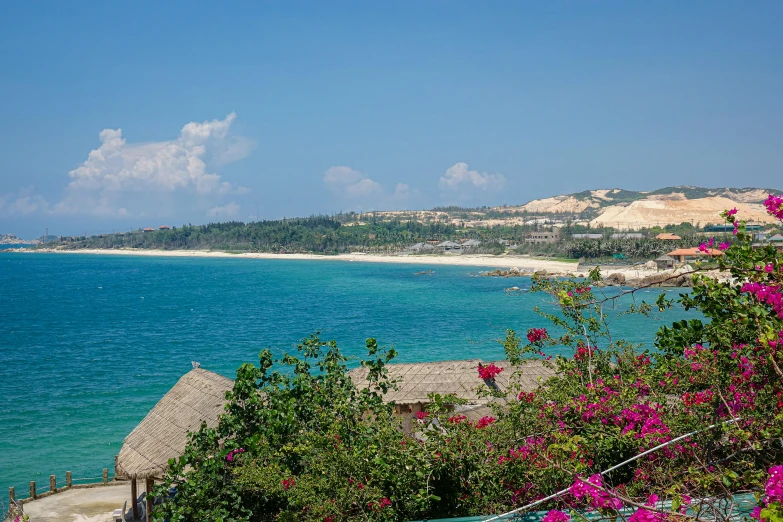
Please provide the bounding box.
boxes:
[1,1,782,238]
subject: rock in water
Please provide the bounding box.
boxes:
[604,273,626,285]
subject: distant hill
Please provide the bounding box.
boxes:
[502,186,780,228]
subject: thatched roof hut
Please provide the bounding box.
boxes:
[116,368,233,479]
[348,359,555,430]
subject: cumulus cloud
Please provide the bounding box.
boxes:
[206,202,240,219]
[0,188,51,216]
[439,162,506,192]
[323,166,420,210]
[1,113,252,218]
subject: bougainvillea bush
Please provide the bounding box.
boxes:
[152,200,783,521]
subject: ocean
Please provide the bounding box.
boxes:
[0,253,698,499]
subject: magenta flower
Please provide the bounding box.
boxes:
[718,242,730,251]
[478,363,504,380]
[766,465,783,503]
[570,474,623,510]
[542,510,570,522]
[727,208,739,217]
[475,416,497,428]
[764,194,783,220]
[527,327,549,343]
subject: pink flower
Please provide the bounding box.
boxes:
[751,506,762,520]
[764,194,783,220]
[570,474,623,510]
[727,208,739,217]
[282,477,296,490]
[527,328,549,343]
[475,416,497,428]
[698,243,709,253]
[478,363,504,380]
[415,410,429,420]
[718,242,730,251]
[766,465,783,503]
[543,510,570,522]
[448,414,467,424]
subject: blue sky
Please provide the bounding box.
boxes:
[1,1,781,238]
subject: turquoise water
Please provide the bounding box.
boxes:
[0,253,696,499]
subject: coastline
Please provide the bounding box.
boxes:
[13,248,582,272]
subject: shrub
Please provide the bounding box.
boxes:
[153,199,783,521]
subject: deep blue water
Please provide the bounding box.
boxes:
[0,253,696,498]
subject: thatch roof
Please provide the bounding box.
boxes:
[347,359,555,406]
[116,368,234,479]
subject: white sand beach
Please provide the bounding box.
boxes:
[20,248,584,272]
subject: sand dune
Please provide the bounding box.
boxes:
[589,196,775,229]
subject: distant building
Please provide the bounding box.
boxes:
[408,242,436,253]
[159,225,170,230]
[655,255,676,270]
[610,233,644,239]
[767,234,783,252]
[437,240,462,251]
[143,228,154,232]
[705,224,763,233]
[368,233,377,240]
[525,230,560,244]
[655,233,681,240]
[572,233,603,240]
[667,248,723,263]
[461,239,482,248]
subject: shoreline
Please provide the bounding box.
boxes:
[11,248,582,272]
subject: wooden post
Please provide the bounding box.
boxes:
[50,475,57,493]
[103,468,108,484]
[131,477,138,521]
[66,471,72,487]
[30,481,36,499]
[8,486,14,505]
[145,478,153,522]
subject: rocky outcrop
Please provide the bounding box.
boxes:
[629,271,693,288]
[604,273,626,285]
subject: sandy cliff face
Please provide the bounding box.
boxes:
[588,196,775,228]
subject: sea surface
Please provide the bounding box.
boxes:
[0,253,698,499]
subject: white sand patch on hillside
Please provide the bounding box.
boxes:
[589,196,775,228]
[518,195,599,214]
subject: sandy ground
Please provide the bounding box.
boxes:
[20,481,142,522]
[18,248,583,272]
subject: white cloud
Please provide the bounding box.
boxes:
[439,162,506,192]
[323,166,420,210]
[0,188,51,216]
[215,135,256,165]
[0,113,252,218]
[207,202,240,220]
[67,113,245,197]
[323,166,365,186]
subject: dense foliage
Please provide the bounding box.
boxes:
[52,214,714,260]
[149,200,783,521]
